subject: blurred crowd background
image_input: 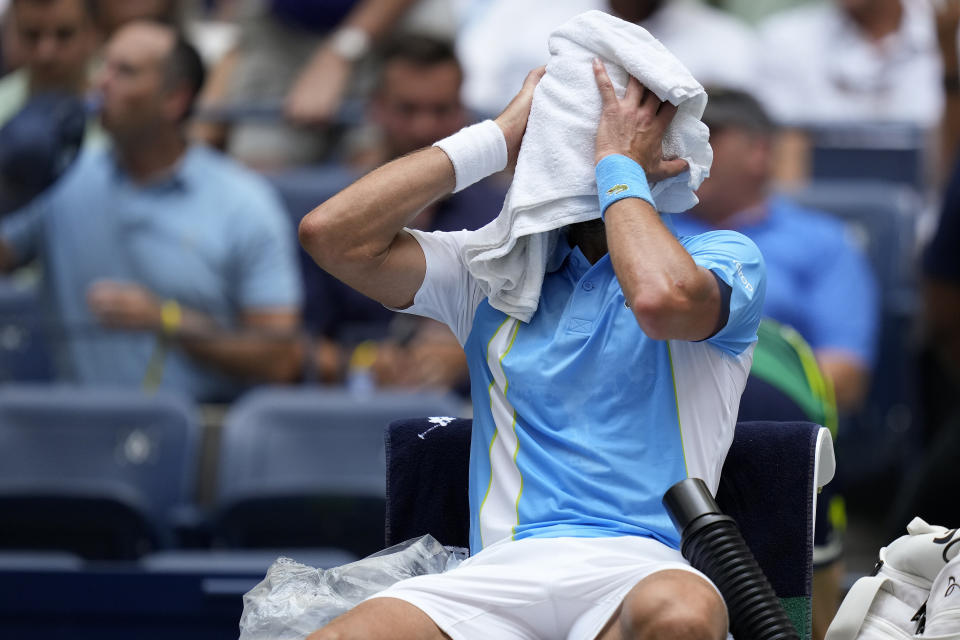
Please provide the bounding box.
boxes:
[0,0,959,637]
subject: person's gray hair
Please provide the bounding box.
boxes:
[701,87,776,137]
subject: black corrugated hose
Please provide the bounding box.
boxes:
[663,477,799,640]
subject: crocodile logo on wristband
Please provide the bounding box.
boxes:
[606,184,629,196]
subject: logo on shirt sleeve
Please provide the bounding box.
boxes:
[733,261,754,292]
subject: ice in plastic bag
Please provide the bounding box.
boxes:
[239,534,466,640]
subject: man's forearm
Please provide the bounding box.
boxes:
[173,307,302,383]
[178,332,302,383]
[605,199,720,341]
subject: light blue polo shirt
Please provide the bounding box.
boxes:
[0,145,302,400]
[403,224,765,555]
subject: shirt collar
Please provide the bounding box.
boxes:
[108,143,197,192]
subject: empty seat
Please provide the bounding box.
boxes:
[806,122,930,191]
[214,386,462,558]
[0,386,202,559]
[0,279,55,382]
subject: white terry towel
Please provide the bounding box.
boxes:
[461,9,713,323]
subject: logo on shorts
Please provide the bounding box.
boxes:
[606,184,629,196]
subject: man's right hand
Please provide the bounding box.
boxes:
[592,58,687,183]
[494,66,546,169]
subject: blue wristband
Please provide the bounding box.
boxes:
[595,154,655,220]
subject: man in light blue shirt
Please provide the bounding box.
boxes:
[301,61,765,640]
[0,21,302,400]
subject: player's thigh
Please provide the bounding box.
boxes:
[594,568,727,640]
[305,596,451,640]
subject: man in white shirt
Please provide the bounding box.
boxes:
[456,0,761,118]
[757,0,943,126]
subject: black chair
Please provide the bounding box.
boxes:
[384,417,836,640]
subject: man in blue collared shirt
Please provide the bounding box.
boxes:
[0,21,303,401]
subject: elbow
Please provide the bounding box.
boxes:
[628,281,696,341]
[298,207,336,266]
[631,306,674,341]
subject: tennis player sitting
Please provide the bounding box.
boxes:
[299,12,766,640]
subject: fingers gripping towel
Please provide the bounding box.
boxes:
[461,10,712,323]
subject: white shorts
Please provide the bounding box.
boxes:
[368,535,720,640]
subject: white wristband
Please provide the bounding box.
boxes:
[433,120,508,193]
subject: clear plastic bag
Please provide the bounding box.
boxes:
[238,535,467,640]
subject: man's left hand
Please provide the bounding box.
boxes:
[592,58,688,183]
[87,280,163,332]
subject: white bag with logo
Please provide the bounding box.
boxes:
[826,518,960,640]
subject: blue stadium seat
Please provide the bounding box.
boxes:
[0,279,55,382]
[0,386,202,559]
[214,386,462,557]
[262,163,357,226]
[781,180,923,487]
[806,123,929,192]
[140,547,356,574]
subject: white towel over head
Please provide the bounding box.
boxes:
[460,9,712,323]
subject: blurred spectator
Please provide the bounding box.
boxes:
[611,0,761,91]
[191,0,421,168]
[1,0,21,76]
[304,34,504,392]
[91,0,181,36]
[673,88,879,413]
[455,0,761,118]
[936,0,960,166]
[0,0,97,126]
[0,21,302,401]
[757,0,943,127]
[349,34,467,169]
[453,0,601,118]
[718,0,815,25]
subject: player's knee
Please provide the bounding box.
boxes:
[305,628,343,640]
[622,602,724,640]
[620,576,727,640]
